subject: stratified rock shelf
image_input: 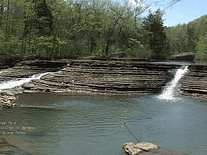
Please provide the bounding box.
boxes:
[180,64,207,102]
[12,59,180,96]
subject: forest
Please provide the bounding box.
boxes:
[166,14,207,60]
[0,0,206,60]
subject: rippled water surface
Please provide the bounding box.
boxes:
[1,93,207,155]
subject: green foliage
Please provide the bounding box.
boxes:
[166,14,207,60]
[195,35,207,60]
[0,0,172,60]
[142,9,168,59]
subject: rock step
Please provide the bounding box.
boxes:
[180,64,207,101]
[18,60,180,95]
[0,92,17,109]
[0,59,181,96]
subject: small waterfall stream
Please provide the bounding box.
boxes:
[0,72,51,90]
[158,66,188,100]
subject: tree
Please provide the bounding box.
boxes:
[142,9,168,59]
[24,0,53,37]
[195,35,207,60]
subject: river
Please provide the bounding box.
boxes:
[0,63,207,155]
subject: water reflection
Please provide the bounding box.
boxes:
[0,94,207,155]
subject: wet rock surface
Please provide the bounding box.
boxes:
[0,92,17,110]
[180,64,207,102]
[0,137,31,155]
[0,59,181,103]
[141,149,189,155]
[0,59,68,80]
[19,59,179,95]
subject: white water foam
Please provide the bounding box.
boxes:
[158,66,188,100]
[0,72,50,90]
[0,69,8,74]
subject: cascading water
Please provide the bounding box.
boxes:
[0,63,69,91]
[158,66,188,100]
[0,69,7,74]
[0,72,50,90]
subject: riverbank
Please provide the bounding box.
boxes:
[180,64,207,102]
[1,58,180,95]
[0,58,180,109]
[1,58,207,108]
[1,59,206,155]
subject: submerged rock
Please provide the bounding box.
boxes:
[123,142,188,155]
[0,138,31,155]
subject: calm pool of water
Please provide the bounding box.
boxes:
[1,93,207,155]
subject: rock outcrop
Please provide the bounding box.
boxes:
[0,59,68,80]
[0,58,182,96]
[109,52,126,58]
[170,52,195,61]
[0,92,17,109]
[17,60,180,95]
[123,142,160,155]
[180,64,207,102]
[123,142,189,155]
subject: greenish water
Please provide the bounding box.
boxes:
[1,93,207,155]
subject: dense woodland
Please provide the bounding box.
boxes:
[0,0,206,60]
[166,15,207,60]
[0,0,169,60]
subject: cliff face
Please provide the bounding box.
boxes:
[180,64,207,102]
[6,59,179,96]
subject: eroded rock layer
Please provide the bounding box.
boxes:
[180,64,207,102]
[0,92,17,109]
[17,59,179,96]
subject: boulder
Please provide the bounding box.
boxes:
[171,52,195,61]
[123,142,189,155]
[123,142,160,155]
[109,52,126,58]
[22,83,36,90]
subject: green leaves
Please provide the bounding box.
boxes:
[142,8,168,59]
[166,15,207,60]
[0,0,153,59]
[195,35,207,60]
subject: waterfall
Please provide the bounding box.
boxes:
[0,72,50,90]
[158,66,188,100]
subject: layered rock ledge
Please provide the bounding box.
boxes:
[9,59,180,96]
[0,92,17,109]
[180,64,207,102]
